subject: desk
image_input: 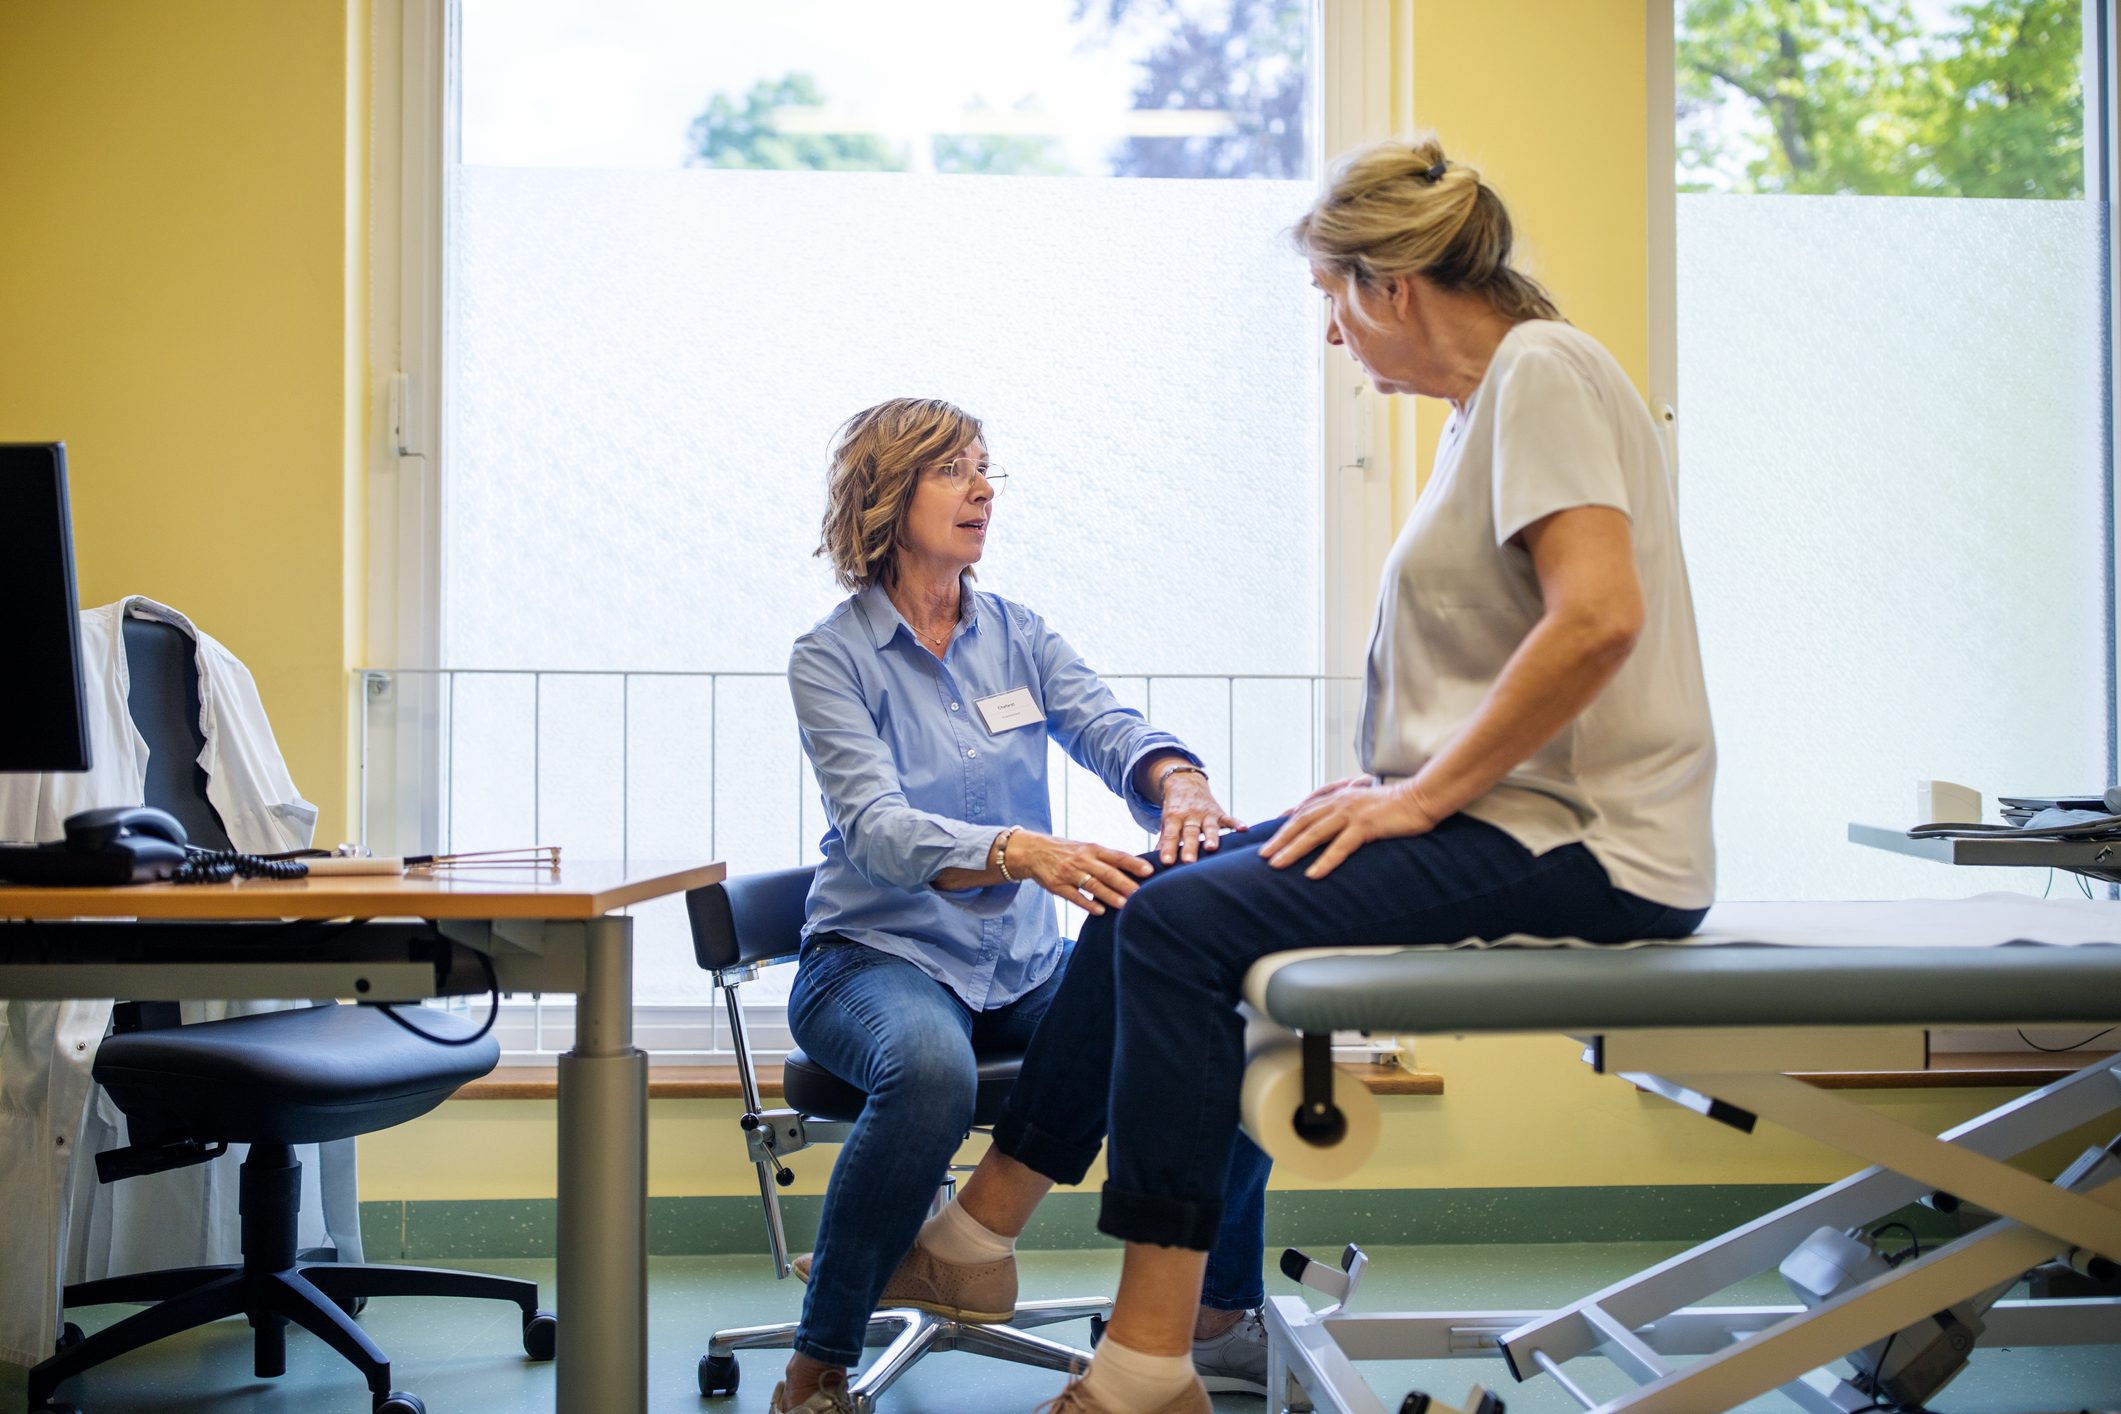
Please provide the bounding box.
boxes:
[0,859,723,1414]
[1848,821,2121,883]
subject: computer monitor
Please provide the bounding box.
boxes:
[0,443,92,772]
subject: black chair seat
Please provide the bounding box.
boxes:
[782,1047,1023,1128]
[94,1003,499,1146]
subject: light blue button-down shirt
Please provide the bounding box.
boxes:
[788,583,1194,1009]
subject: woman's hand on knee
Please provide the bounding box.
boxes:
[1008,832,1154,915]
[1155,774,1244,866]
[1262,780,1441,879]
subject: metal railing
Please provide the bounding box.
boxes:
[357,666,1361,1062]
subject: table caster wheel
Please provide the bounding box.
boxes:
[376,1393,426,1414]
[31,1403,81,1414]
[331,1292,369,1319]
[55,1321,85,1353]
[522,1310,557,1360]
[698,1351,740,1396]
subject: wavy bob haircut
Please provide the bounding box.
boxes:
[817,397,985,592]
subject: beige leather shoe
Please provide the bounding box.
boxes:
[791,1243,1018,1324]
[1036,1373,1212,1413]
[769,1365,855,1413]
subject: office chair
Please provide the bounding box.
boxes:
[687,866,1109,1414]
[25,616,554,1414]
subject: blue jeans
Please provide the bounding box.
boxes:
[786,936,1273,1366]
[993,815,1707,1251]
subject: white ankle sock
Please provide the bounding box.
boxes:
[916,1200,1015,1265]
[1079,1336,1196,1410]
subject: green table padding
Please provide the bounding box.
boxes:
[1257,944,2121,1035]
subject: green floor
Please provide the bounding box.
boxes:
[7,1244,2118,1413]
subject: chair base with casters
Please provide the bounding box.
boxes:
[702,1296,1112,1411]
[696,1049,1111,1413]
[27,1003,556,1414]
[686,869,1111,1412]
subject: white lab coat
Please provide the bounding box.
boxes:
[0,597,358,1369]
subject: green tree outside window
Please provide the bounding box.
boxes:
[1678,0,2083,198]
[685,73,908,173]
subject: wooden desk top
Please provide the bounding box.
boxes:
[0,859,725,922]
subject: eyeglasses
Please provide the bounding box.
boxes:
[926,460,1008,496]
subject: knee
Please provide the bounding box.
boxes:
[868,1035,978,1132]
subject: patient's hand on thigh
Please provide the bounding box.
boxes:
[1281,774,1373,819]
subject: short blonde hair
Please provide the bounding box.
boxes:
[817,398,985,591]
[1291,133,1560,324]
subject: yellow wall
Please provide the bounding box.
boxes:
[0,0,367,841]
[1394,0,1652,516]
[356,1039,2049,1203]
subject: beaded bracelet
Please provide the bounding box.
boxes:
[994,825,1021,882]
[1153,760,1208,794]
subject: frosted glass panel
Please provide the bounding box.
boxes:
[446,168,1319,677]
[1677,194,2110,901]
[440,167,1320,1001]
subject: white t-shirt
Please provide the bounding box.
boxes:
[1358,319,1716,909]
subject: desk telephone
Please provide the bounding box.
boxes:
[0,807,310,886]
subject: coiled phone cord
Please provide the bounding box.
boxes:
[171,849,311,884]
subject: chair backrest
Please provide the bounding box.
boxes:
[121,615,233,850]
[687,865,817,973]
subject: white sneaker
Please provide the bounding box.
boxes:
[1191,1307,1269,1395]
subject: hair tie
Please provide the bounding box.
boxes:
[1422,160,1448,182]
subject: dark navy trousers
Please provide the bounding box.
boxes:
[993,814,1705,1250]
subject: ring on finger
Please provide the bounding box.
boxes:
[1076,873,1092,890]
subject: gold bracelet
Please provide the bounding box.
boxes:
[995,826,1021,882]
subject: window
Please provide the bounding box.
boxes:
[1657,0,2115,902]
[368,0,1373,1060]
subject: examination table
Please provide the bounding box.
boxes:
[1242,894,2121,1414]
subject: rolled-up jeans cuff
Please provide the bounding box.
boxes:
[1096,1182,1224,1251]
[1199,1278,1265,1312]
[992,1106,1100,1186]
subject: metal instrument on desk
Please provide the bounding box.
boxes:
[304,845,562,877]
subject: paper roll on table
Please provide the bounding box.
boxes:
[1238,1011,1381,1181]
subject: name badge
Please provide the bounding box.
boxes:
[974,686,1045,734]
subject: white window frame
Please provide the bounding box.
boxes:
[365,0,451,855]
[367,0,1405,1059]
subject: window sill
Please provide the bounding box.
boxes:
[453,1059,1445,1102]
[450,1053,2100,1102]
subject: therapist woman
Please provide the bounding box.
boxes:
[772,397,1273,1414]
[914,136,1721,1414]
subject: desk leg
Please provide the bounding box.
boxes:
[557,915,647,1414]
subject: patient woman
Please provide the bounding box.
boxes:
[912,136,1720,1413]
[774,397,1274,1414]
